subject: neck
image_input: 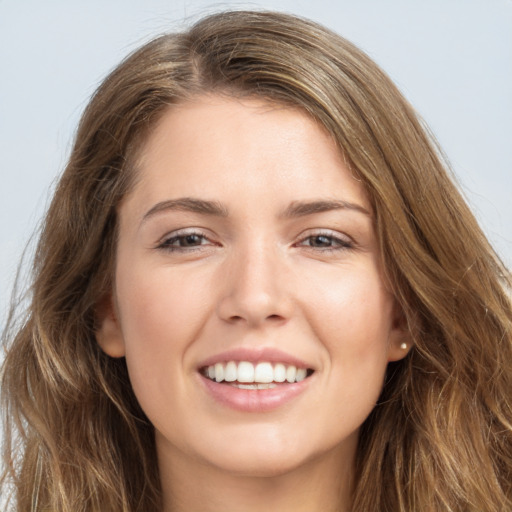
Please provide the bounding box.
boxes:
[158,441,355,512]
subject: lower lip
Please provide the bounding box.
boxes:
[199,374,312,412]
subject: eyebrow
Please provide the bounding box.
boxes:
[279,199,371,218]
[142,197,229,223]
[141,196,370,224]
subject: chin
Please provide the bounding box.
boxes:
[207,449,314,478]
[193,426,351,479]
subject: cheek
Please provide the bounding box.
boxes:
[307,269,393,398]
[114,266,211,398]
[117,263,209,342]
[310,269,394,350]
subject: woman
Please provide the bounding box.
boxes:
[1,10,511,512]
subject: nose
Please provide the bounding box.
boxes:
[216,241,293,328]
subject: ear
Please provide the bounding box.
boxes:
[95,294,126,358]
[387,302,413,362]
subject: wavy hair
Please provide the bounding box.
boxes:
[2,10,511,511]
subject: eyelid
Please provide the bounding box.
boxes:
[154,227,355,253]
[156,228,216,251]
[294,229,355,250]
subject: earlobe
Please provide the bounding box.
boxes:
[387,303,413,362]
[95,294,126,358]
[387,337,413,362]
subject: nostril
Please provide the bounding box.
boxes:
[226,314,284,324]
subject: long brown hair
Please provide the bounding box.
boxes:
[2,10,511,511]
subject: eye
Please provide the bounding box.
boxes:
[157,231,212,251]
[297,232,353,252]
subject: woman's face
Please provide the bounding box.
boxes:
[97,95,409,478]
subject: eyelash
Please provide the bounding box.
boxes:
[156,230,354,253]
[296,231,354,252]
[157,230,212,252]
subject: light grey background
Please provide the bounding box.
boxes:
[1,0,511,331]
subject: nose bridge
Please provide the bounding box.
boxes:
[217,234,290,325]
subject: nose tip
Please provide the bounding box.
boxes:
[222,302,288,327]
[217,287,290,327]
[216,249,292,327]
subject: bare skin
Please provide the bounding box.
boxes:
[159,442,354,512]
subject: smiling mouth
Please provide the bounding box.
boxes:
[200,361,314,389]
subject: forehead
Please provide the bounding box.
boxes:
[126,95,370,216]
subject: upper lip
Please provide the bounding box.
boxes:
[197,347,313,370]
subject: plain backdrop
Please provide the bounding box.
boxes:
[1,0,511,331]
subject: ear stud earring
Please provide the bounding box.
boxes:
[400,343,407,350]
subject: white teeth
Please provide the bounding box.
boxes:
[274,363,286,382]
[235,383,278,390]
[214,363,224,383]
[286,365,296,383]
[237,361,255,383]
[254,362,274,383]
[204,361,311,384]
[256,383,277,389]
[296,368,307,382]
[224,361,237,382]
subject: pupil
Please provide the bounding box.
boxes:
[313,235,331,247]
[184,234,200,246]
